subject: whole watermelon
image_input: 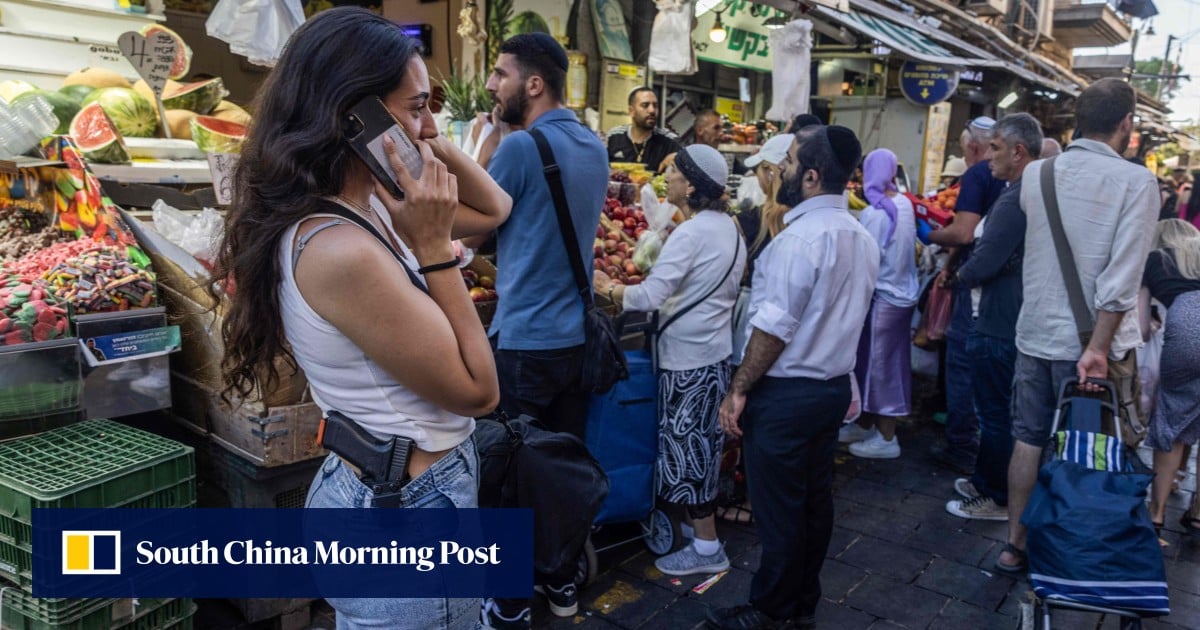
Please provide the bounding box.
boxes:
[13,90,79,134]
[82,87,158,138]
[58,85,96,105]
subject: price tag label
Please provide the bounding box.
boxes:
[118,30,176,137]
[207,152,239,206]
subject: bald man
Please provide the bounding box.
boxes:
[1041,138,1062,158]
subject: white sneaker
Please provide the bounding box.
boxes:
[954,478,981,500]
[838,423,874,444]
[848,431,900,459]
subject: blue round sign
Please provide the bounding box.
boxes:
[899,61,960,106]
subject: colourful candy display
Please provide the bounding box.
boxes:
[0,278,71,346]
[42,246,157,314]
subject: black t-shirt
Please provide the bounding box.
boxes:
[607,127,681,172]
[736,207,770,286]
[1142,249,1200,309]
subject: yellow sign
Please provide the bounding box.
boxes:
[715,97,744,124]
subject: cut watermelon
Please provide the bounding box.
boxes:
[69,102,130,164]
[82,87,158,138]
[163,77,227,115]
[191,115,247,154]
[139,24,193,80]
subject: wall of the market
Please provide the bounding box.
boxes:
[383,0,466,87]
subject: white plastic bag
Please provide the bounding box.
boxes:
[648,0,697,75]
[1138,322,1164,418]
[151,199,190,244]
[844,377,862,424]
[640,184,677,237]
[180,207,224,266]
[736,174,766,212]
[206,0,305,67]
[765,19,813,122]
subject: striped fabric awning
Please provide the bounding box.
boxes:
[814,6,977,67]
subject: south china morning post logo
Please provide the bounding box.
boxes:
[133,538,501,572]
[62,531,121,575]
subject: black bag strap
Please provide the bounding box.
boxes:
[528,127,594,307]
[313,199,430,296]
[1039,155,1093,343]
[659,227,742,335]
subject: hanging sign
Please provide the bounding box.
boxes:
[692,0,782,73]
[118,31,177,138]
[898,61,959,106]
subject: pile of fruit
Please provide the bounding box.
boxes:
[0,24,251,164]
[593,191,651,285]
[462,267,497,303]
[933,184,959,212]
[610,164,653,187]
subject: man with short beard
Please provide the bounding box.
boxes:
[480,32,608,629]
[607,86,681,172]
[710,126,879,629]
[995,77,1159,577]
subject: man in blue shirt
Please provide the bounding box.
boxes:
[929,116,1006,474]
[943,113,1042,522]
[481,32,608,629]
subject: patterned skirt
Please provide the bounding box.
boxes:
[657,360,731,506]
[1148,291,1200,452]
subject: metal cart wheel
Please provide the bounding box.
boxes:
[574,535,598,587]
[641,507,678,555]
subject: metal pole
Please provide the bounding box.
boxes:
[1155,35,1176,101]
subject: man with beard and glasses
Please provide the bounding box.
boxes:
[480,32,609,629]
[995,77,1159,577]
[607,86,681,172]
[710,126,879,629]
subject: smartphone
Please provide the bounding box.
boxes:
[343,96,424,200]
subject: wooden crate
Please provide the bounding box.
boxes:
[171,372,325,468]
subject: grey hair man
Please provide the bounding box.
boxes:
[1041,138,1062,158]
[943,113,1042,522]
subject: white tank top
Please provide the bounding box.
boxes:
[277,202,474,451]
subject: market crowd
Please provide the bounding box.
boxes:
[211,8,1199,630]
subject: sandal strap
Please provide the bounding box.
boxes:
[1001,542,1027,560]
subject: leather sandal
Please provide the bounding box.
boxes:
[994,543,1027,577]
[716,504,754,525]
[1181,511,1200,539]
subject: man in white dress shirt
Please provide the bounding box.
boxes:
[710,126,880,630]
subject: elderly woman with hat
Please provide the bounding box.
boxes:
[594,144,747,576]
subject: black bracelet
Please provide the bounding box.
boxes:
[417,257,461,274]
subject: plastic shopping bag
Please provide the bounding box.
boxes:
[1137,322,1164,417]
[206,0,304,67]
[648,0,696,74]
[919,281,954,342]
[844,377,862,424]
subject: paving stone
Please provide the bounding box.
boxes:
[641,597,711,630]
[915,557,1015,611]
[843,574,949,629]
[537,610,625,630]
[997,579,1034,618]
[827,526,861,559]
[819,558,869,602]
[836,505,920,544]
[729,544,760,573]
[899,495,984,534]
[813,598,877,629]
[616,549,709,595]
[577,572,679,628]
[838,534,933,583]
[866,621,907,629]
[1159,587,1200,627]
[838,477,907,511]
[906,522,998,567]
[928,600,1018,630]
[1166,559,1200,595]
[960,515,1010,542]
[684,567,754,611]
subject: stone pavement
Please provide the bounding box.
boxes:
[519,418,1200,630]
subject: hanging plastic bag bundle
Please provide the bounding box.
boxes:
[206,0,305,67]
[648,0,697,75]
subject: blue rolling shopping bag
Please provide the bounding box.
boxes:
[585,349,658,525]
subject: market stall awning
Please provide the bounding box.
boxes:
[811,7,975,67]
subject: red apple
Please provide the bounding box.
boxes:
[594,259,605,270]
[624,261,638,276]
[634,210,645,221]
[469,287,487,302]
[462,269,478,283]
[605,265,621,277]
[479,276,495,289]
[486,289,498,301]
[626,276,642,285]
[634,227,647,238]
[624,217,637,229]
[606,230,621,242]
[615,242,628,254]
[613,207,626,221]
[624,227,636,237]
[596,226,605,238]
[604,239,618,253]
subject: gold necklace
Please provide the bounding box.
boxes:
[334,195,374,219]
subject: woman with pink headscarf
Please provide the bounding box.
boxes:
[839,148,919,459]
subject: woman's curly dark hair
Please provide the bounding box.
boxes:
[209,7,420,403]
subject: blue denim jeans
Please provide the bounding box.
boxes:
[305,441,481,630]
[944,332,980,457]
[967,332,1016,506]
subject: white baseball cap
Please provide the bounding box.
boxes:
[744,133,796,169]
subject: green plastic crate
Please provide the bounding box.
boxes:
[0,419,195,588]
[0,592,185,630]
[0,589,112,627]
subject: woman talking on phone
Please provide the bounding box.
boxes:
[211,8,511,629]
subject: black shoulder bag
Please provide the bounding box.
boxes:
[528,128,628,393]
[1039,156,1146,446]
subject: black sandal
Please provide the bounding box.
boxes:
[716,504,754,525]
[994,543,1027,577]
[1181,511,1200,539]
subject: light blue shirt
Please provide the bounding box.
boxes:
[747,194,880,379]
[487,109,609,350]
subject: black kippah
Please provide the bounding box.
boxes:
[791,114,821,131]
[530,32,569,71]
[825,126,862,175]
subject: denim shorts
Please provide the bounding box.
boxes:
[1010,352,1079,448]
[305,440,481,629]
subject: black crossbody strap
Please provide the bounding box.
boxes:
[1039,155,1093,341]
[529,128,594,307]
[659,227,741,335]
[314,199,430,296]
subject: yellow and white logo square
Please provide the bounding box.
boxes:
[62,531,121,575]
